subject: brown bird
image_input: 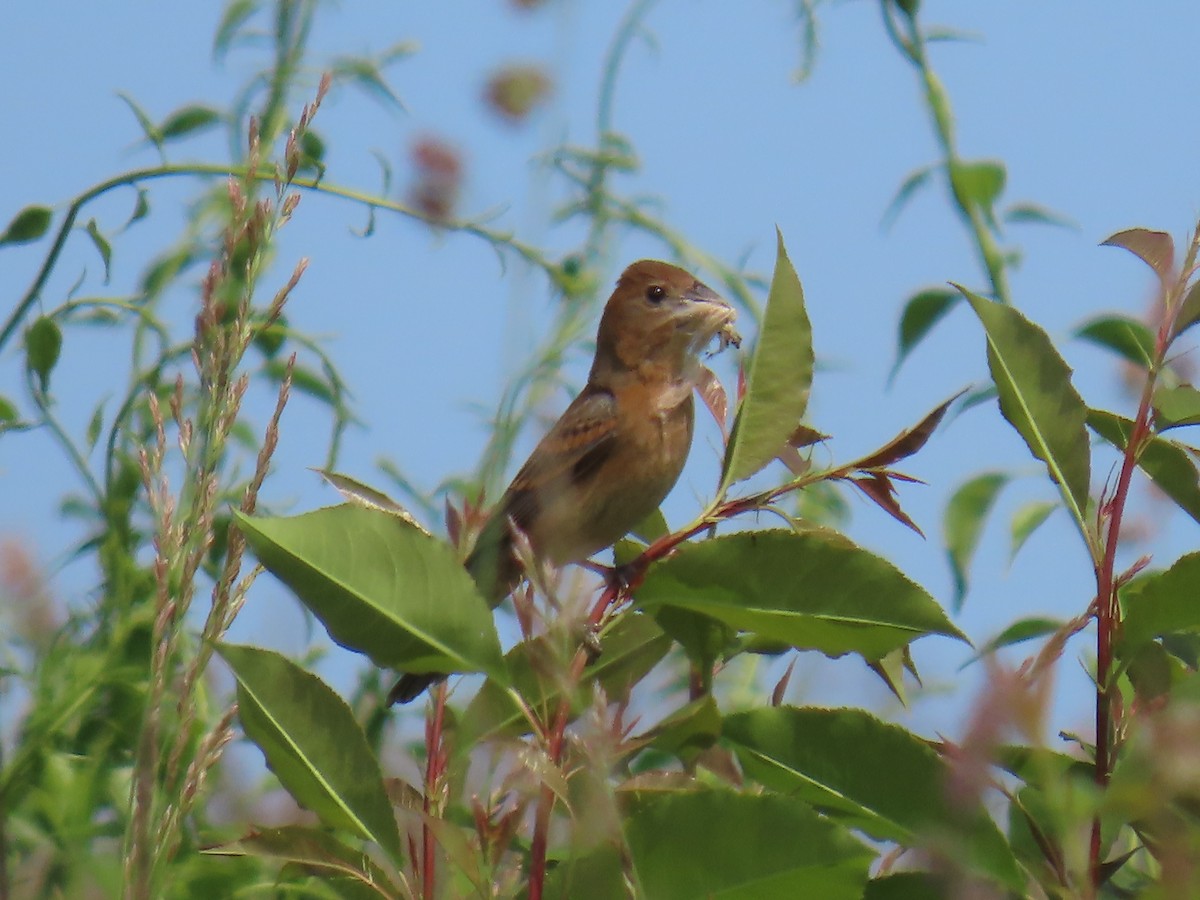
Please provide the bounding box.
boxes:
[388,260,738,704]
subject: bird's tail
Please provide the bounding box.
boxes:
[387,670,441,706]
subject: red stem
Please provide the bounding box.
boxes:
[1089,382,1155,890]
[527,583,622,899]
[422,684,447,900]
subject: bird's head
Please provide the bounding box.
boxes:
[592,260,739,381]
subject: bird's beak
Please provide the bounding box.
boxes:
[681,281,740,351]
[684,280,727,308]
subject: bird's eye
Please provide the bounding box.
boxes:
[646,285,666,303]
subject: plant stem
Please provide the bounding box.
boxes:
[0,164,558,356]
[422,684,447,900]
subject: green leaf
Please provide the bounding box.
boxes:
[216,644,403,859]
[125,188,150,230]
[881,164,936,231]
[655,605,733,674]
[236,505,506,682]
[85,402,105,452]
[890,288,959,381]
[645,695,722,762]
[959,617,1064,670]
[623,787,873,900]
[950,159,1006,226]
[116,91,162,148]
[158,104,222,141]
[631,507,669,542]
[84,218,112,283]
[1155,384,1200,430]
[943,472,1009,609]
[637,530,966,662]
[1003,202,1076,230]
[957,285,1092,544]
[213,0,257,59]
[332,56,405,110]
[314,470,430,535]
[1126,640,1174,704]
[1120,553,1200,654]
[721,229,813,487]
[1088,409,1200,525]
[1174,280,1200,339]
[723,707,1022,890]
[204,825,400,892]
[1009,499,1057,561]
[266,359,335,404]
[457,613,670,747]
[25,316,62,392]
[1102,228,1174,283]
[1074,314,1156,368]
[0,205,52,245]
[0,395,18,423]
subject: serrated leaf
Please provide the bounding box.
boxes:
[204,825,400,892]
[1089,409,1200,525]
[854,392,961,469]
[959,617,1064,670]
[881,163,936,231]
[1075,314,1156,368]
[890,287,959,381]
[1102,228,1174,283]
[25,316,62,393]
[314,469,431,535]
[622,787,873,900]
[0,205,52,245]
[84,219,112,283]
[723,707,1022,889]
[236,505,505,682]
[1119,553,1200,654]
[1009,499,1057,562]
[1003,202,1076,229]
[721,230,813,487]
[849,473,923,537]
[637,530,966,662]
[1155,384,1200,430]
[944,471,1009,609]
[216,644,403,858]
[158,104,222,141]
[958,285,1091,544]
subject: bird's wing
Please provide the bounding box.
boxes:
[466,386,617,602]
[503,385,618,524]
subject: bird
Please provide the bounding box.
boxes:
[388,260,739,705]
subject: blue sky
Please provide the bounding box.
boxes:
[2,2,1199,743]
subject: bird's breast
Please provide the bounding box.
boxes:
[536,382,694,565]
